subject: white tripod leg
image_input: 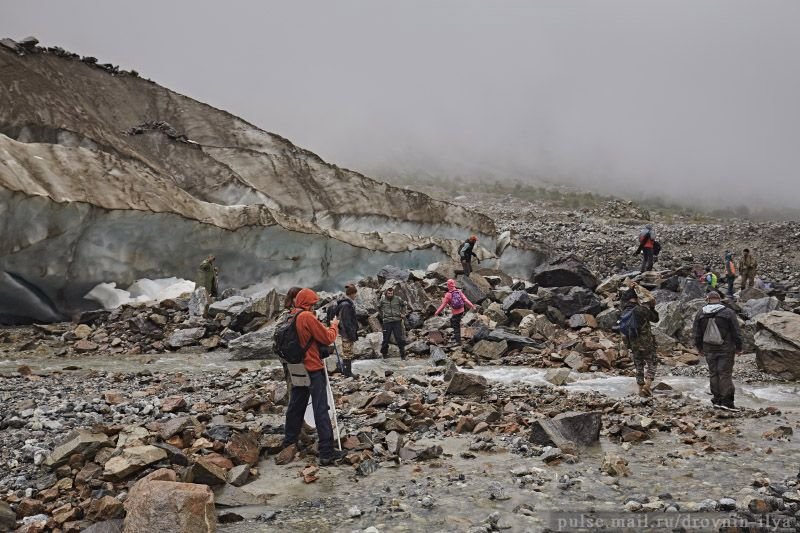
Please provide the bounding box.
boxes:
[323,364,342,451]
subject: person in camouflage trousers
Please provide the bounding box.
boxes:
[739,248,757,290]
[195,254,219,298]
[620,289,660,397]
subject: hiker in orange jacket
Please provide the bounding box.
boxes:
[279,288,346,466]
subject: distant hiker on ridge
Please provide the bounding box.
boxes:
[459,235,481,276]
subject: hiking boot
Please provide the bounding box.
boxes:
[319,449,348,466]
[275,444,297,465]
[642,379,653,397]
[638,384,647,398]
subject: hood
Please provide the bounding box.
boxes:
[295,288,319,310]
[447,279,456,291]
[702,303,726,314]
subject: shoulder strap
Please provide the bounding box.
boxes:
[295,310,316,353]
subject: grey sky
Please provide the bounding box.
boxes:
[3,1,799,208]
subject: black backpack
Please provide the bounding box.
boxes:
[274,312,314,364]
[653,241,662,256]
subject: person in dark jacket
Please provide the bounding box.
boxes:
[378,286,408,360]
[693,291,743,410]
[459,235,481,276]
[333,284,359,377]
[620,288,660,397]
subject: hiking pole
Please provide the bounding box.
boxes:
[333,342,344,374]
[323,363,342,451]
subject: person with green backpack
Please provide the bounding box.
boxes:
[704,267,718,292]
[692,291,743,411]
[617,288,660,397]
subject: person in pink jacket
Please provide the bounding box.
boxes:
[435,279,475,344]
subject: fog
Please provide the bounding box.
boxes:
[3,1,800,209]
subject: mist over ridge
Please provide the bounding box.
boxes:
[3,1,799,212]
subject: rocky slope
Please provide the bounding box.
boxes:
[1,255,798,532]
[0,38,545,323]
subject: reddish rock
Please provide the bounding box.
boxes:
[161,396,188,413]
[75,339,99,352]
[225,431,261,466]
[88,495,124,521]
[455,416,476,434]
[202,453,234,471]
[123,469,215,533]
[103,391,125,405]
[16,498,44,518]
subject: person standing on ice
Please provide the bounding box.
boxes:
[435,279,475,345]
[195,254,219,298]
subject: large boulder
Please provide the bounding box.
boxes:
[46,430,112,468]
[519,313,556,338]
[742,297,780,320]
[654,301,683,338]
[676,299,706,344]
[427,261,461,281]
[595,274,631,297]
[486,328,540,348]
[229,289,283,329]
[484,302,508,326]
[0,501,16,531]
[377,265,411,282]
[679,278,705,303]
[755,311,800,380]
[445,371,488,397]
[167,327,206,349]
[188,287,210,317]
[533,255,599,290]
[529,411,602,447]
[386,281,431,311]
[550,286,602,317]
[460,274,491,305]
[227,324,277,360]
[502,290,532,312]
[740,287,768,303]
[472,340,509,360]
[595,308,620,331]
[123,469,215,533]
[208,295,249,316]
[103,445,168,481]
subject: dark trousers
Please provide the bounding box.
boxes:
[450,313,464,343]
[640,248,654,273]
[705,351,735,406]
[282,370,334,458]
[726,275,735,297]
[461,258,472,276]
[381,320,405,357]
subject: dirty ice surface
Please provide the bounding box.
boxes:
[83,277,195,309]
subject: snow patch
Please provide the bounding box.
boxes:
[84,277,195,310]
